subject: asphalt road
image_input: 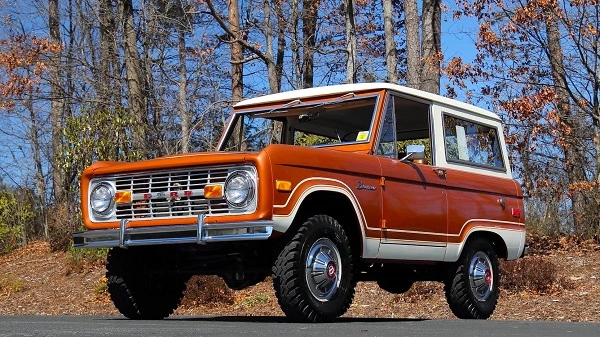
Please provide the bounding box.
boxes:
[0,316,598,337]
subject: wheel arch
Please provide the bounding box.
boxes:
[462,231,508,259]
[445,219,526,262]
[273,188,365,260]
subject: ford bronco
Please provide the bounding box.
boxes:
[74,83,527,322]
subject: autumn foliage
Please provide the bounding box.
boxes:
[444,0,600,238]
[0,35,60,110]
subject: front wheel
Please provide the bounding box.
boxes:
[272,215,356,322]
[106,247,188,320]
[444,238,500,319]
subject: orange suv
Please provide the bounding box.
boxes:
[74,83,527,322]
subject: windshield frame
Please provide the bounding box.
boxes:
[217,92,383,152]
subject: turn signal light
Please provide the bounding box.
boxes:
[114,190,132,204]
[204,184,223,199]
[276,180,292,192]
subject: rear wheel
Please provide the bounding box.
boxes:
[272,215,356,322]
[444,238,499,319]
[106,247,188,320]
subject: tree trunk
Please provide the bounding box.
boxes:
[99,0,117,111]
[26,98,48,238]
[420,0,441,94]
[291,0,302,88]
[302,0,319,88]
[178,28,190,153]
[545,13,588,234]
[404,0,419,88]
[227,0,245,150]
[49,0,65,203]
[345,0,357,83]
[275,0,286,92]
[263,0,278,93]
[121,0,148,157]
[383,0,398,83]
[229,0,243,103]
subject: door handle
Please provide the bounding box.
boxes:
[432,167,447,178]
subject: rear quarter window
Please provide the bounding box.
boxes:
[443,114,505,171]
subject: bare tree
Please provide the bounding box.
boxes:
[120,0,148,156]
[544,10,588,233]
[404,0,419,88]
[302,0,319,88]
[226,0,244,103]
[345,0,357,83]
[420,0,441,94]
[49,0,65,202]
[383,0,398,83]
[98,0,118,111]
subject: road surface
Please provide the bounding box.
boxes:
[0,316,597,337]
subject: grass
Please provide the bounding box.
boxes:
[0,274,25,296]
[234,293,270,309]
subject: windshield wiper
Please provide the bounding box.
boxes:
[307,92,355,110]
[254,99,302,117]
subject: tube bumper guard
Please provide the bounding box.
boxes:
[73,214,273,248]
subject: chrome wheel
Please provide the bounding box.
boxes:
[469,251,494,302]
[305,238,342,302]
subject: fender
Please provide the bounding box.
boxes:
[444,219,526,262]
[272,177,379,259]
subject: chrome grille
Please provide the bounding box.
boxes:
[114,167,230,219]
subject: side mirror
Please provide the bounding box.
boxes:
[400,144,426,163]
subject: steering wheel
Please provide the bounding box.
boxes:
[340,130,360,142]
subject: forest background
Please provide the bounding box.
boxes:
[0,0,599,255]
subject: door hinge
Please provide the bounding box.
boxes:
[380,177,386,187]
[381,219,387,229]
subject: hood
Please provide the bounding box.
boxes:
[85,151,259,177]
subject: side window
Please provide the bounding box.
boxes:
[443,114,505,169]
[376,94,432,163]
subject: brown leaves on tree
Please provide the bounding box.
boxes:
[0,35,60,110]
[444,0,600,237]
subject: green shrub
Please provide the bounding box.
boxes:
[65,243,108,275]
[0,190,32,254]
[0,274,25,295]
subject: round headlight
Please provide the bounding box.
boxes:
[90,183,115,215]
[224,171,255,208]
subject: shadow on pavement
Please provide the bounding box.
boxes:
[163,316,428,323]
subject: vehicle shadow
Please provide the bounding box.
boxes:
[164,316,427,323]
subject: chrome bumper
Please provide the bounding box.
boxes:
[73,214,273,248]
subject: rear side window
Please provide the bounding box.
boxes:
[443,114,505,170]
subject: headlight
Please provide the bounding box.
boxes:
[90,182,115,216]
[224,171,255,208]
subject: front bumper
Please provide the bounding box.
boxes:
[73,214,273,248]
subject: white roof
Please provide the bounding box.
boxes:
[234,82,500,121]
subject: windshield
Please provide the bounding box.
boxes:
[220,95,378,152]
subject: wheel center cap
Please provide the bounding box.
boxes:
[485,269,492,285]
[326,261,337,279]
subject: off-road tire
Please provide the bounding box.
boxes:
[272,215,356,322]
[444,238,499,319]
[106,247,187,320]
